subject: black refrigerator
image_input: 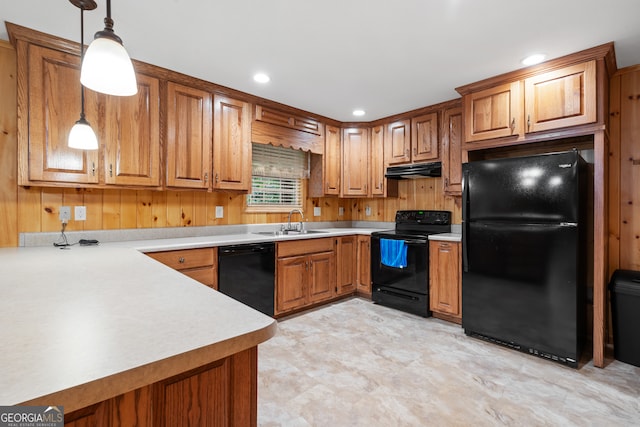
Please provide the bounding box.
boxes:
[462,150,588,368]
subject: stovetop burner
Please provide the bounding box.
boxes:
[373,210,452,237]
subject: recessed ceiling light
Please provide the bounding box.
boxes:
[253,73,270,83]
[522,54,546,66]
[352,109,366,117]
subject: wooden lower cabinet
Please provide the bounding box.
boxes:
[429,240,462,323]
[146,247,218,289]
[356,235,371,296]
[275,238,336,316]
[336,236,357,296]
[64,347,257,427]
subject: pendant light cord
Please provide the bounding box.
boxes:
[79,7,87,121]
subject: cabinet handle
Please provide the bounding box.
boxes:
[91,162,95,176]
[413,147,417,156]
[178,257,185,263]
[215,173,219,183]
[445,177,449,187]
[510,117,516,133]
[204,172,208,183]
[109,164,113,177]
[309,260,313,270]
[527,114,531,132]
[305,261,309,271]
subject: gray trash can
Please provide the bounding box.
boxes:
[609,269,640,367]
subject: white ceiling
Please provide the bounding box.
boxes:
[2,0,640,122]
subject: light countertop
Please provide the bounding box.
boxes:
[0,245,277,411]
[428,232,462,242]
[108,227,385,253]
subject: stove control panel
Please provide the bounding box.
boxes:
[395,210,451,225]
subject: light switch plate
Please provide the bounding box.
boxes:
[59,206,71,223]
[215,206,224,219]
[365,206,372,216]
[313,207,321,217]
[338,207,344,216]
[75,206,87,221]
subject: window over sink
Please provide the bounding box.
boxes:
[246,144,308,212]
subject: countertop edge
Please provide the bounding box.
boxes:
[428,233,462,242]
[18,318,278,413]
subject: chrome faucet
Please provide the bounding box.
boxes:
[287,208,305,232]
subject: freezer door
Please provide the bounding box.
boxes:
[462,221,584,362]
[463,151,583,223]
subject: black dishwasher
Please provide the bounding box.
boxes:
[218,243,275,316]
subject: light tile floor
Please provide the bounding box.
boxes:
[258,298,640,426]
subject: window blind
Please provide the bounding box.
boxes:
[247,144,308,207]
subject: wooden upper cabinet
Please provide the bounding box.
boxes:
[341,127,370,197]
[370,125,385,197]
[385,120,411,165]
[21,44,99,185]
[463,81,522,143]
[411,112,439,162]
[166,82,212,189]
[442,106,463,196]
[459,56,602,145]
[104,73,161,187]
[212,95,251,191]
[524,61,596,133]
[324,125,341,195]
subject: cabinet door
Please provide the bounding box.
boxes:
[463,81,522,142]
[385,120,411,165]
[276,255,308,314]
[166,82,212,189]
[524,61,596,133]
[336,236,357,296]
[308,251,336,303]
[23,45,99,185]
[442,107,463,196]
[323,125,341,195]
[411,112,439,162]
[370,125,385,197]
[356,235,371,294]
[341,128,369,197]
[429,241,461,319]
[213,95,251,191]
[104,73,160,187]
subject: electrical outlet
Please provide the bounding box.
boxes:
[59,206,71,223]
[313,207,321,217]
[215,206,224,219]
[365,206,372,216]
[338,207,344,216]
[75,206,87,221]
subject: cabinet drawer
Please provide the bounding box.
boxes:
[147,248,215,270]
[182,267,216,288]
[277,238,335,258]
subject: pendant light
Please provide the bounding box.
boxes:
[69,0,99,150]
[80,0,137,96]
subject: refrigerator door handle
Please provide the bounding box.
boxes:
[560,222,578,227]
[462,168,470,272]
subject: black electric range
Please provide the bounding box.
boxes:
[371,210,452,317]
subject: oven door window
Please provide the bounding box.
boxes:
[371,236,429,294]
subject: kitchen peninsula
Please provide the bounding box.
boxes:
[0,245,277,425]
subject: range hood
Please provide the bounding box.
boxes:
[385,162,442,179]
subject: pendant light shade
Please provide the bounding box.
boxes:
[80,0,137,96]
[69,0,99,150]
[69,117,99,149]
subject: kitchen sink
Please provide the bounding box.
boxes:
[252,230,327,236]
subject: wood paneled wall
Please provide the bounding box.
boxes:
[0,41,18,247]
[609,65,640,273]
